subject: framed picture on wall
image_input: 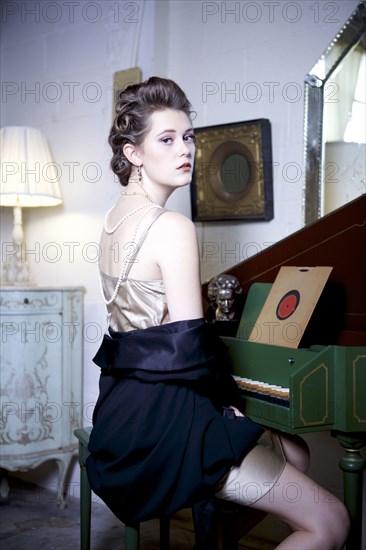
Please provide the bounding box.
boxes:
[112,66,141,120]
[190,119,273,222]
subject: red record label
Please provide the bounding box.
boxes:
[276,290,300,320]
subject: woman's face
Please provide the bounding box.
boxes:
[136,108,195,196]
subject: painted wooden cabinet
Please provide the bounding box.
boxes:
[0,286,83,507]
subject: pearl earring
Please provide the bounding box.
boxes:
[137,165,142,183]
[135,165,155,204]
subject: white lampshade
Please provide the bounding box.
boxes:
[1,126,62,285]
[0,126,62,207]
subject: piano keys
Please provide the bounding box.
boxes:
[232,374,290,407]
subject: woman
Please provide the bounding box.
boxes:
[87,77,349,549]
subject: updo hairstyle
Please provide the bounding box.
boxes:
[109,76,193,186]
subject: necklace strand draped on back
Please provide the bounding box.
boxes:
[98,204,163,305]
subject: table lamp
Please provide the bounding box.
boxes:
[0,126,63,285]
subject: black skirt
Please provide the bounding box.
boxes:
[86,318,263,523]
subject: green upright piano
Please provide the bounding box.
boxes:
[203,195,366,549]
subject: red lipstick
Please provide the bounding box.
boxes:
[177,162,191,170]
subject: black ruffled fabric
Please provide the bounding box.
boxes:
[86,318,263,523]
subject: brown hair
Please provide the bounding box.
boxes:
[109,77,193,186]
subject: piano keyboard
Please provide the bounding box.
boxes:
[233,375,290,408]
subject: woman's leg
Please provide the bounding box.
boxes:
[217,431,349,549]
[278,432,310,473]
[246,462,350,549]
[230,431,310,543]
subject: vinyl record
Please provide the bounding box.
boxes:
[276,290,300,320]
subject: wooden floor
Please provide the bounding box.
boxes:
[0,477,291,549]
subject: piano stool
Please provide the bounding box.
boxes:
[74,427,171,550]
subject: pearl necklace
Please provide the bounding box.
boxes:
[104,201,160,234]
[98,204,162,305]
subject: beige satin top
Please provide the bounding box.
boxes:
[99,208,170,332]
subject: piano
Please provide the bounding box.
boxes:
[203,194,366,549]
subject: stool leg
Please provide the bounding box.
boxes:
[125,523,140,550]
[80,463,91,550]
[160,517,170,549]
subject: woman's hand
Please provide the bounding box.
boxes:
[228,406,244,417]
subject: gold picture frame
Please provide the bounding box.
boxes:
[191,119,273,221]
[112,66,141,121]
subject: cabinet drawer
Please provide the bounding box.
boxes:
[0,290,62,313]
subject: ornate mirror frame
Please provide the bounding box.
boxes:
[303,1,366,225]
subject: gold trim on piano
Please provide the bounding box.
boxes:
[353,355,366,423]
[300,363,329,426]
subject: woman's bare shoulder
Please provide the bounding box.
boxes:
[148,209,199,264]
[154,210,196,237]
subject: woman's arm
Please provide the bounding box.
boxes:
[152,211,204,321]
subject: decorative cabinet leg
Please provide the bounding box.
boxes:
[55,451,76,509]
[334,433,366,550]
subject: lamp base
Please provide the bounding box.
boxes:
[1,206,33,285]
[1,242,32,285]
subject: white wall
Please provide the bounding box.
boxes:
[164,0,361,280]
[1,0,363,534]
